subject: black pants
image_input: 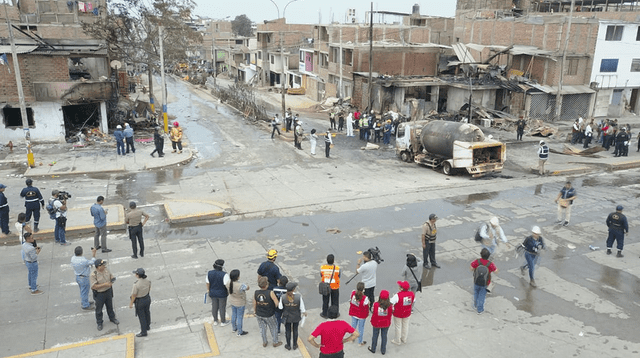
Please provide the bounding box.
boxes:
[364,286,375,311]
[325,142,331,158]
[320,351,345,358]
[151,139,164,156]
[338,119,344,131]
[25,205,41,226]
[126,137,135,153]
[583,135,592,148]
[94,288,116,325]
[321,288,339,316]
[423,241,437,266]
[172,141,182,151]
[129,224,144,257]
[516,130,523,141]
[135,295,151,335]
[0,208,9,234]
[271,126,280,138]
[284,321,299,347]
[330,118,336,129]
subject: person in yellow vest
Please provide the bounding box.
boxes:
[319,254,340,318]
[170,121,183,154]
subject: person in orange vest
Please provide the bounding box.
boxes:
[320,254,340,318]
[390,281,415,346]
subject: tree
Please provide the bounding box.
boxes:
[231,15,253,37]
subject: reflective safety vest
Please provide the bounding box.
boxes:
[538,145,549,159]
[320,264,340,290]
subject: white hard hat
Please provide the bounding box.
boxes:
[116,125,122,129]
[539,140,545,145]
[490,217,499,226]
[532,226,542,235]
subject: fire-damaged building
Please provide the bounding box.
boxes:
[0,0,112,142]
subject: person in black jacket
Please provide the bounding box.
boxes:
[150,127,164,157]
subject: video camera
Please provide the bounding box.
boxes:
[57,191,72,200]
[367,247,384,264]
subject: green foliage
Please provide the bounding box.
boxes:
[231,15,253,37]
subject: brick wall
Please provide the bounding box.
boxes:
[0,55,70,103]
[355,48,438,76]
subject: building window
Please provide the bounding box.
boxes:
[330,47,339,63]
[235,39,243,45]
[600,59,619,72]
[300,51,304,62]
[270,55,274,64]
[566,58,579,76]
[605,25,623,41]
[636,26,640,41]
[3,107,35,128]
[321,53,329,68]
[258,51,262,60]
[631,59,640,72]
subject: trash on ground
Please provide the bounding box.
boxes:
[326,228,341,234]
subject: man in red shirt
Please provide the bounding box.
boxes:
[308,306,359,358]
[470,248,498,314]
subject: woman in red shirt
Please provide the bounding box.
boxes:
[368,290,392,354]
[349,282,369,346]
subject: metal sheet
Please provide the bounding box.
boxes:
[0,45,38,54]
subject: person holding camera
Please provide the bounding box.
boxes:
[90,258,119,331]
[50,190,69,246]
[91,196,111,253]
[356,250,378,311]
[71,246,97,310]
[22,232,43,295]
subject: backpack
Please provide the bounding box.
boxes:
[473,259,491,287]
[46,199,57,220]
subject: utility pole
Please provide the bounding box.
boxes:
[212,30,217,87]
[280,31,286,122]
[555,0,575,121]
[5,14,34,166]
[339,26,343,99]
[368,2,373,113]
[159,26,168,133]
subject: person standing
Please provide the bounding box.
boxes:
[520,226,545,287]
[51,190,70,246]
[421,213,440,269]
[90,258,119,331]
[129,268,151,337]
[606,205,628,257]
[356,250,378,311]
[329,110,336,130]
[71,246,97,310]
[338,112,344,132]
[271,114,281,138]
[22,232,43,295]
[114,125,125,156]
[228,269,249,336]
[368,290,392,354]
[537,140,549,175]
[325,129,333,158]
[571,119,580,144]
[20,179,44,232]
[583,120,593,148]
[555,181,577,226]
[254,277,282,347]
[308,305,358,358]
[614,127,629,157]
[310,129,318,155]
[294,120,304,150]
[348,282,369,347]
[346,112,354,137]
[390,281,415,345]
[286,108,293,132]
[477,217,508,255]
[516,117,526,141]
[15,212,33,262]
[206,259,230,326]
[90,196,111,253]
[257,249,282,290]
[125,201,149,259]
[279,282,306,351]
[273,276,288,335]
[170,121,183,154]
[0,184,10,235]
[124,123,135,154]
[320,254,340,319]
[150,127,164,157]
[383,119,392,145]
[400,253,423,293]
[470,248,498,314]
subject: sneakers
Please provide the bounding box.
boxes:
[530,280,537,288]
[131,255,138,259]
[432,263,441,268]
[237,331,248,336]
[102,249,112,253]
[136,333,147,337]
[477,310,484,315]
[213,321,218,326]
[220,321,229,327]
[555,220,563,224]
[520,266,526,276]
[110,318,120,325]
[273,342,282,347]
[391,340,401,345]
[368,347,375,354]
[617,251,624,258]
[82,305,95,311]
[97,323,103,331]
[562,221,569,227]
[31,290,44,295]
[60,242,71,246]
[423,263,431,269]
[606,249,612,255]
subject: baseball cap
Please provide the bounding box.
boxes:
[267,249,278,260]
[0,184,6,189]
[379,290,390,300]
[285,282,298,291]
[490,217,500,226]
[95,258,107,267]
[397,281,410,290]
[616,205,623,211]
[429,214,437,220]
[133,268,145,276]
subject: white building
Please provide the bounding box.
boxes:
[591,20,640,117]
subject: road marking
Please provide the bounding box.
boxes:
[181,322,219,358]
[4,332,134,358]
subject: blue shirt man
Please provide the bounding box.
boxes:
[114,125,125,155]
[90,196,111,253]
[71,246,97,309]
[257,250,282,290]
[555,181,577,226]
[124,123,135,154]
[22,233,43,295]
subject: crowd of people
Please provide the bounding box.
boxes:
[112,121,184,158]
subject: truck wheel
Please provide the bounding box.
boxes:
[400,151,411,162]
[442,161,453,175]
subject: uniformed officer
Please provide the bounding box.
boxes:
[0,183,10,235]
[606,205,629,258]
[90,258,120,331]
[20,179,45,232]
[613,128,629,157]
[537,140,549,175]
[129,268,151,337]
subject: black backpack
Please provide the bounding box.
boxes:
[473,259,491,287]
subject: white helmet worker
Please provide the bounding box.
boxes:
[532,226,542,235]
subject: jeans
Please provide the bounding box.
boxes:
[275,310,283,333]
[55,216,67,243]
[516,130,523,141]
[271,126,280,138]
[284,321,299,347]
[481,239,498,255]
[26,261,38,292]
[321,288,339,317]
[325,142,331,157]
[524,251,538,280]
[129,224,144,257]
[94,225,107,250]
[231,305,245,333]
[172,141,183,151]
[210,296,227,323]
[77,275,91,308]
[256,315,278,344]
[116,140,125,155]
[370,326,389,354]
[351,317,365,344]
[473,284,487,313]
[135,295,151,335]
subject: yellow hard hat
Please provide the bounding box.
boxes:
[267,249,278,260]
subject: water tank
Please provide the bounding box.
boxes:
[419,121,485,158]
[412,4,420,16]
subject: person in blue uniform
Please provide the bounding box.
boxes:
[0,184,10,235]
[20,179,45,232]
[606,205,628,258]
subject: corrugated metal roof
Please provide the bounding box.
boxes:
[452,43,476,64]
[0,45,38,54]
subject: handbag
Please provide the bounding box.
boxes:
[318,265,336,296]
[408,266,422,293]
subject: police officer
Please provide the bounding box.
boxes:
[0,183,9,235]
[606,205,629,258]
[537,140,549,175]
[613,128,629,157]
[20,179,45,232]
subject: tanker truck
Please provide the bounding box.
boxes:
[395,120,506,177]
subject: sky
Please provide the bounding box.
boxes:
[195,0,457,25]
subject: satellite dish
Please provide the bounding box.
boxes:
[110,60,122,69]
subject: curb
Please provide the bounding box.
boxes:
[32,205,127,241]
[548,166,594,176]
[606,159,640,171]
[163,200,232,224]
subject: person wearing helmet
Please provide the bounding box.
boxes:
[114,125,125,156]
[520,226,545,287]
[170,121,183,154]
[257,249,282,290]
[537,140,549,175]
[20,179,45,232]
[477,217,508,255]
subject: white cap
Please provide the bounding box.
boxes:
[539,140,545,145]
[532,226,542,235]
[116,125,122,129]
[490,217,499,226]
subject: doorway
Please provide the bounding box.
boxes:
[62,103,102,138]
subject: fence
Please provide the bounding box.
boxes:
[529,92,592,121]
